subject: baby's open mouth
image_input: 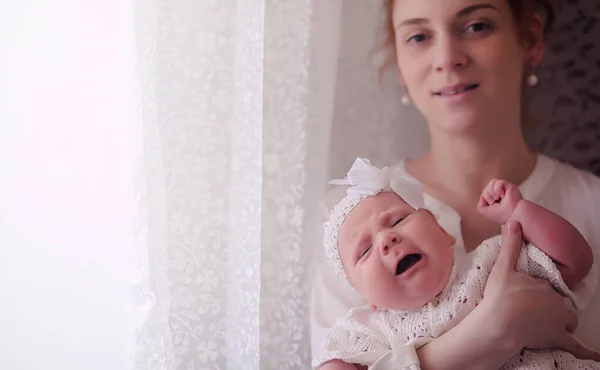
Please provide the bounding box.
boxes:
[395,254,422,275]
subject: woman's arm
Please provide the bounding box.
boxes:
[416,306,516,370]
[318,360,361,370]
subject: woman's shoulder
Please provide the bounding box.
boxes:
[538,154,600,195]
[535,155,600,241]
[547,155,600,182]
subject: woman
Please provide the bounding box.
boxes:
[311,0,600,368]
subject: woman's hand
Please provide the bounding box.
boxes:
[417,221,600,370]
[482,220,600,361]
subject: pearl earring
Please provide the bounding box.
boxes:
[401,95,411,105]
[527,73,539,87]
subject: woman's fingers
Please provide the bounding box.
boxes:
[494,220,522,272]
[557,333,600,362]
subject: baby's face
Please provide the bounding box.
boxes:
[338,192,454,310]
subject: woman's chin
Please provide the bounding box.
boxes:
[430,112,496,136]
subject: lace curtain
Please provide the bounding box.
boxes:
[130,0,341,369]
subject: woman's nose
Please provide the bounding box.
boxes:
[433,36,469,72]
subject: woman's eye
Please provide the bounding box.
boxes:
[466,22,491,33]
[359,246,371,259]
[407,34,427,44]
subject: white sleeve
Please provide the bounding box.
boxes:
[312,309,430,370]
[519,244,598,310]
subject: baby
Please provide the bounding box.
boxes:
[313,157,599,370]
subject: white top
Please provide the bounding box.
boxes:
[312,236,598,369]
[310,154,600,367]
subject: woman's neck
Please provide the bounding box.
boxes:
[412,124,537,200]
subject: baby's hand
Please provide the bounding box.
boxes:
[477,179,523,224]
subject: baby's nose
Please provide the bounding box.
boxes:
[380,235,399,255]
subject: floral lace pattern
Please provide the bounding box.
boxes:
[130,0,336,368]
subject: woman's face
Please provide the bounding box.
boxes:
[392,0,542,134]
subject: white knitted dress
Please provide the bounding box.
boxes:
[313,235,599,370]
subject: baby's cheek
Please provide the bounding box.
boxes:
[365,280,393,306]
[348,268,371,293]
[372,271,396,293]
[359,268,385,296]
[438,247,453,263]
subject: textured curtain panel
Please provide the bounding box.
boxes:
[130,0,340,369]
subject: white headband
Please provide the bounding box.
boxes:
[324,158,425,289]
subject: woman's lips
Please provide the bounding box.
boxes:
[433,83,480,96]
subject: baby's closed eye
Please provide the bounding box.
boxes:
[359,245,371,260]
[392,218,404,227]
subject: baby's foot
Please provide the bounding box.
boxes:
[477,179,523,224]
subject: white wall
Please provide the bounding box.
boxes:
[328,0,430,179]
[0,2,135,369]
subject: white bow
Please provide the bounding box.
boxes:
[329,157,425,210]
